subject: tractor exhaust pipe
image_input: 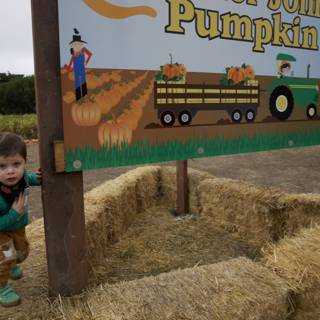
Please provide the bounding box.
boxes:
[307,64,311,78]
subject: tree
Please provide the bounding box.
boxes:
[0,75,35,114]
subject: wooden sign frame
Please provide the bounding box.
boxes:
[31,0,88,296]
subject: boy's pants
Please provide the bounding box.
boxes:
[0,228,29,287]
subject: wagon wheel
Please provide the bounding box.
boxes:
[269,86,294,120]
[178,110,192,126]
[231,109,243,123]
[160,111,175,127]
[306,104,317,119]
[245,109,256,123]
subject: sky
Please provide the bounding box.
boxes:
[1,1,34,75]
[2,1,320,77]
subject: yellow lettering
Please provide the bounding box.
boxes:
[195,9,220,39]
[267,0,281,11]
[273,13,293,47]
[221,13,253,41]
[165,0,195,34]
[302,26,319,49]
[253,18,273,52]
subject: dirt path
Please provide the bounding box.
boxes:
[27,142,320,220]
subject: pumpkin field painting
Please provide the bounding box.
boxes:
[58,0,320,171]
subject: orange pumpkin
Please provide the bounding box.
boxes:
[98,119,132,149]
[163,64,176,80]
[71,99,101,127]
[179,64,187,75]
[244,65,255,80]
[228,67,246,84]
[86,74,100,90]
[63,91,75,104]
[68,72,75,81]
[110,72,121,82]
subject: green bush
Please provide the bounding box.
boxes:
[0,76,35,114]
[0,114,38,139]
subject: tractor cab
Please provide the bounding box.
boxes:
[276,53,296,78]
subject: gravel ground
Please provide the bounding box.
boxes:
[26,143,320,220]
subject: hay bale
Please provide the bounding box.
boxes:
[60,257,290,320]
[85,166,160,262]
[262,226,320,319]
[278,193,320,236]
[198,178,287,246]
[159,166,212,213]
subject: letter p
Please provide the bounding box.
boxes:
[165,0,195,34]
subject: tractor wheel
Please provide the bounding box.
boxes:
[269,86,294,120]
[231,109,243,123]
[178,110,192,126]
[160,111,175,127]
[307,104,317,119]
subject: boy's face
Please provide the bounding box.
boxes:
[0,154,26,187]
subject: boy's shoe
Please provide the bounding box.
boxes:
[0,284,21,307]
[9,265,23,280]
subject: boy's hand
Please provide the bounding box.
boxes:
[12,192,25,214]
[36,168,42,184]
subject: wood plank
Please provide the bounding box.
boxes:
[176,160,189,216]
[31,0,88,296]
[54,141,65,173]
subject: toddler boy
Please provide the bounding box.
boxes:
[0,132,41,307]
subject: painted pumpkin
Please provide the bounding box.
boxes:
[228,67,246,84]
[71,100,101,127]
[163,64,176,80]
[98,119,132,149]
[244,65,255,80]
[63,91,75,104]
[86,74,100,90]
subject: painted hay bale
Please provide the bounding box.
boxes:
[85,166,161,262]
[198,178,286,246]
[263,226,320,320]
[159,166,212,213]
[60,257,290,320]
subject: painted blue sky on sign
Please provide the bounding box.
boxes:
[58,0,320,78]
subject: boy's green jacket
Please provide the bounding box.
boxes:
[0,171,40,232]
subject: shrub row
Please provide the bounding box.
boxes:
[0,76,36,114]
[0,114,38,139]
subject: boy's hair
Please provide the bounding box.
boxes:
[0,132,27,160]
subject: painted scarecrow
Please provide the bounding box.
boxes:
[64,29,92,101]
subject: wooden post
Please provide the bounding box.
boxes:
[31,0,88,296]
[176,160,189,216]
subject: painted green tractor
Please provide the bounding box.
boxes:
[267,53,319,120]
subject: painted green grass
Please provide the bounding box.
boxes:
[65,129,320,172]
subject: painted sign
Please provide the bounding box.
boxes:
[58,0,320,171]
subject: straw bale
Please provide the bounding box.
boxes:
[198,178,287,246]
[277,193,320,236]
[60,257,290,320]
[85,166,160,262]
[89,205,258,285]
[262,226,320,319]
[159,166,212,213]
